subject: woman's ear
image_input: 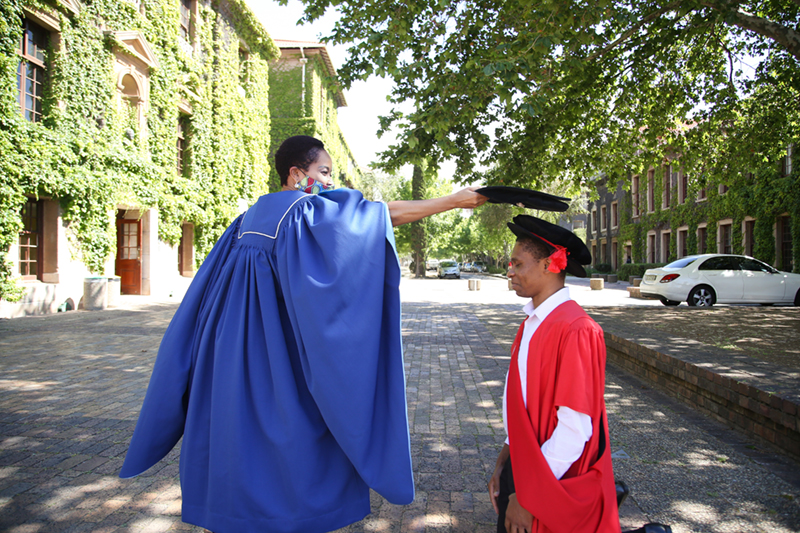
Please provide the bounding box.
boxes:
[287,166,300,186]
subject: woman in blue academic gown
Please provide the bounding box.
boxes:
[119,136,487,533]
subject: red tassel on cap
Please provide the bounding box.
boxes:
[547,246,568,273]
[524,231,570,273]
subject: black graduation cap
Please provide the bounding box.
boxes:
[507,214,592,278]
[476,186,570,212]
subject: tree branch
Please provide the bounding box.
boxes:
[701,1,800,60]
[586,1,685,62]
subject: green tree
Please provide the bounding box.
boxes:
[298,0,797,191]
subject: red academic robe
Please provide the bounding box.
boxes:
[507,300,620,533]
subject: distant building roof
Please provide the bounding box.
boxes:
[272,39,346,107]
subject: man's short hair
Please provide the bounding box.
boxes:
[516,235,568,278]
[516,235,550,261]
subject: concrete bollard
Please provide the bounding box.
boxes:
[590,278,604,291]
[607,274,618,283]
[83,277,108,311]
[475,280,481,291]
[633,277,643,287]
[468,279,476,291]
[508,278,513,291]
[107,276,121,307]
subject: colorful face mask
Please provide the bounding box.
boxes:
[296,176,335,194]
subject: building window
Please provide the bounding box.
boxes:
[176,114,189,176]
[591,243,597,266]
[719,184,729,195]
[697,226,708,254]
[591,209,597,234]
[631,175,640,217]
[662,166,671,209]
[16,19,48,123]
[678,229,688,258]
[744,219,755,257]
[719,223,732,254]
[600,205,607,231]
[647,169,655,213]
[697,186,707,201]
[611,240,618,271]
[679,171,687,204]
[661,231,671,263]
[647,233,656,263]
[783,144,793,176]
[779,216,793,272]
[611,202,618,229]
[120,73,141,137]
[19,199,42,280]
[179,0,193,42]
[239,48,249,86]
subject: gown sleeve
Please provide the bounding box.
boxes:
[275,189,414,505]
[119,214,244,479]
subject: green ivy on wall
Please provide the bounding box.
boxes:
[613,161,799,272]
[0,0,278,300]
[268,52,363,193]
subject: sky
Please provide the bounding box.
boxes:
[244,0,400,171]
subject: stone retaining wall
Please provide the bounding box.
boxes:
[604,332,800,460]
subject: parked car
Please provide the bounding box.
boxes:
[471,261,487,273]
[437,260,461,279]
[639,254,800,307]
[426,259,439,270]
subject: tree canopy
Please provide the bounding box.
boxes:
[298,0,798,191]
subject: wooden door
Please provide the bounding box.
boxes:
[116,219,142,295]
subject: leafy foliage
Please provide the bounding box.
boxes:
[299,0,799,271]
[299,0,798,192]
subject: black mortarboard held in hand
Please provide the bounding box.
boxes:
[476,186,570,212]
[507,214,592,278]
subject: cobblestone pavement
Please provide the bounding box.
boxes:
[1,277,800,532]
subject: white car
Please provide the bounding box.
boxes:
[640,254,800,307]
[437,260,461,279]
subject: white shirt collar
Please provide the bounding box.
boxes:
[522,286,571,322]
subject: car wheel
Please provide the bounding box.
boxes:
[794,289,800,307]
[660,299,680,306]
[688,285,716,307]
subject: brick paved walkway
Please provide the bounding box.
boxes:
[1,292,799,532]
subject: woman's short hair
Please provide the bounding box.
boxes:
[274,136,326,186]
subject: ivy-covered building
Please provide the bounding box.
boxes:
[586,146,797,274]
[1,0,282,318]
[269,40,361,191]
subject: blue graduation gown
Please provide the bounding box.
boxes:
[119,189,414,533]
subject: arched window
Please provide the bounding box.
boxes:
[119,73,141,133]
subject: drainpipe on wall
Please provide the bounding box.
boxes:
[299,46,307,114]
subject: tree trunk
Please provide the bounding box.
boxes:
[411,164,426,278]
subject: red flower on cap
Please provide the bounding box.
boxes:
[547,246,568,273]
[529,232,569,273]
